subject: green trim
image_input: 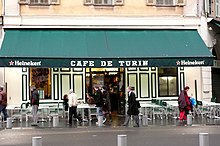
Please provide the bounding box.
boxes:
[139,73,150,98]
[73,74,84,100]
[127,73,138,98]
[60,74,71,100]
[22,74,28,101]
[53,74,59,100]
[151,73,157,98]
[180,72,185,91]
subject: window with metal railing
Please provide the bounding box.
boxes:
[18,0,60,5]
[146,0,185,6]
[94,0,113,5]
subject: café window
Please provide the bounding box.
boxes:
[158,68,177,97]
[30,68,51,99]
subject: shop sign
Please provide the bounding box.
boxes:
[0,57,213,67]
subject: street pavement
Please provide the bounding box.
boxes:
[0,117,220,146]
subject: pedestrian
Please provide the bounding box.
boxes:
[63,94,68,111]
[0,85,8,121]
[68,89,82,125]
[178,86,191,124]
[63,94,68,118]
[94,86,103,116]
[30,86,39,125]
[94,86,104,125]
[122,86,139,127]
[102,86,112,123]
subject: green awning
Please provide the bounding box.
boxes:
[0,29,213,67]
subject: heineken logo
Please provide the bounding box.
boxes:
[9,60,42,66]
[176,60,205,66]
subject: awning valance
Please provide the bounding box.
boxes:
[0,29,213,67]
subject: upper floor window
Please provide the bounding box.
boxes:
[156,0,174,6]
[217,0,220,17]
[94,0,113,5]
[18,0,60,5]
[84,0,124,6]
[146,0,185,6]
[30,0,49,5]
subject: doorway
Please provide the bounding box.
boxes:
[85,68,125,115]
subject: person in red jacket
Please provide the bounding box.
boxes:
[0,85,8,121]
[178,86,191,122]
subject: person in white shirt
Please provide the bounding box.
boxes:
[68,89,82,125]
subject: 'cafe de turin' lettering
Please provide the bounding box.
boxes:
[70,60,149,67]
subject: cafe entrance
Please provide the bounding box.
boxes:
[85,68,125,115]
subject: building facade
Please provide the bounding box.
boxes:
[0,0,214,113]
[205,0,220,102]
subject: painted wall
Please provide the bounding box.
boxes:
[4,0,19,16]
[5,68,22,105]
[19,0,183,16]
[184,67,212,101]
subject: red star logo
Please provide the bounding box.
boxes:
[9,60,14,66]
[176,61,180,65]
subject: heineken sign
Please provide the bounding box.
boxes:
[0,57,213,67]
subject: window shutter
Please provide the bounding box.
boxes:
[114,0,124,6]
[50,0,60,5]
[84,0,93,5]
[18,0,28,4]
[146,0,155,6]
[176,0,185,6]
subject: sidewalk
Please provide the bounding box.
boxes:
[1,114,220,129]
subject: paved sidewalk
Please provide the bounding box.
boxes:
[1,124,220,146]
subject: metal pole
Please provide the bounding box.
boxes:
[195,80,198,108]
[117,135,127,146]
[187,114,192,126]
[53,116,59,127]
[6,117,12,129]
[142,115,148,126]
[32,136,42,146]
[97,115,103,127]
[199,133,209,146]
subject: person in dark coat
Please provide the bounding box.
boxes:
[102,86,112,123]
[178,86,191,122]
[94,86,103,116]
[63,94,68,112]
[30,86,40,125]
[122,86,139,127]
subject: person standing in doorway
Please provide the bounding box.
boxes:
[68,89,82,125]
[94,86,103,117]
[0,85,8,121]
[30,86,40,125]
[122,86,139,127]
[102,86,112,123]
[178,86,191,124]
[63,94,69,118]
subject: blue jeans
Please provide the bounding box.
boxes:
[96,107,103,116]
[0,105,8,121]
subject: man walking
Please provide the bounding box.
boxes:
[68,89,81,125]
[122,86,139,127]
